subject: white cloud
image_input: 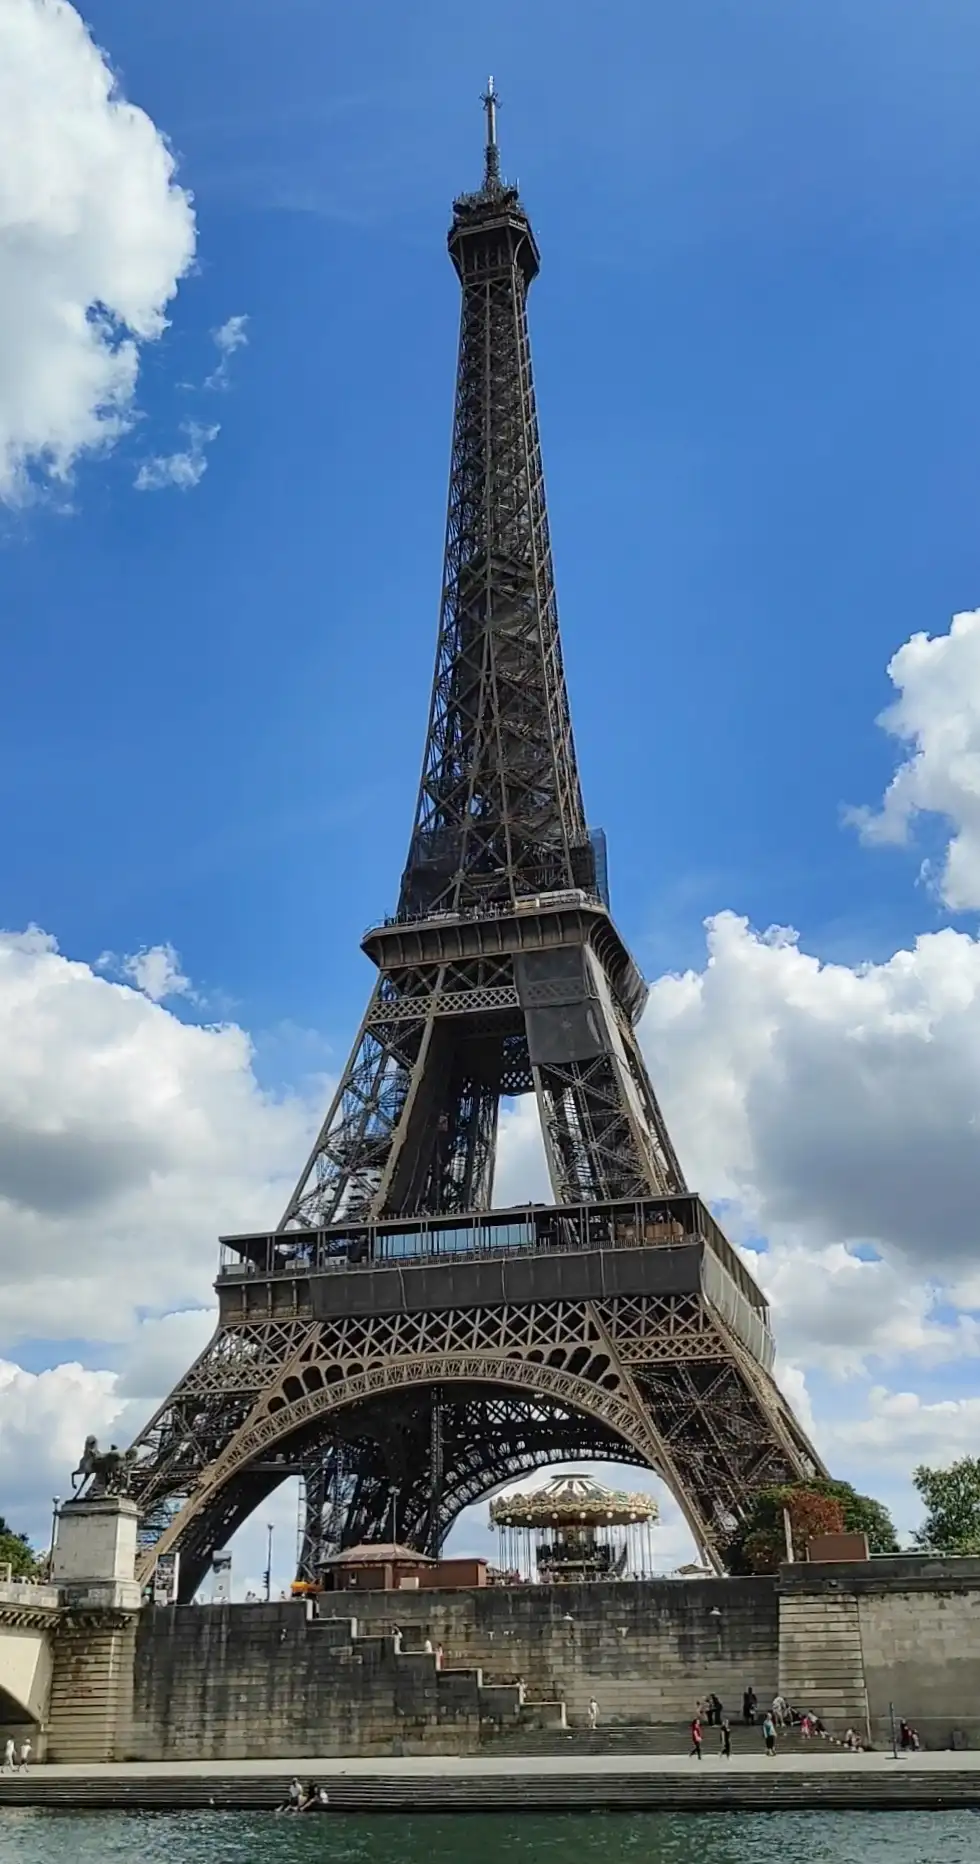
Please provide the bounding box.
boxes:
[642,911,980,1286]
[0,1358,122,1537]
[848,609,980,910]
[204,313,248,390]
[0,0,195,503]
[0,926,317,1346]
[749,1238,980,1379]
[121,942,194,1003]
[829,1386,980,1472]
[134,420,219,492]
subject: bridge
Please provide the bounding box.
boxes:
[0,1579,60,1737]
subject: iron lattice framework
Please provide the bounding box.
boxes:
[113,86,824,1597]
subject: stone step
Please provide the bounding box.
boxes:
[0,1767,975,1814]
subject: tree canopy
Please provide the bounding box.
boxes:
[725,1479,898,1574]
[913,1457,980,1554]
[0,1517,43,1579]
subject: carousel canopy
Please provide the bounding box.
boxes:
[489,1471,658,1530]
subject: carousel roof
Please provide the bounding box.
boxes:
[489,1472,658,1529]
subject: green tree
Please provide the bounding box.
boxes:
[725,1479,898,1574]
[0,1517,42,1579]
[913,1458,980,1554]
[812,1478,899,1554]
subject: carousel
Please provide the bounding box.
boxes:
[489,1472,658,1583]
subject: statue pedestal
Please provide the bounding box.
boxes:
[52,1496,141,1610]
[46,1497,142,1763]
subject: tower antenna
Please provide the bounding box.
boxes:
[481,75,501,187]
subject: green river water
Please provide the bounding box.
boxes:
[0,1809,976,1864]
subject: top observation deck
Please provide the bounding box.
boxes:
[360,889,649,1027]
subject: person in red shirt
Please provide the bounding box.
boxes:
[690,1714,703,1760]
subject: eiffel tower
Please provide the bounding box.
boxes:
[121,84,823,1599]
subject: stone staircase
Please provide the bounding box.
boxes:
[0,1764,974,1814]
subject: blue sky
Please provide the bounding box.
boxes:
[10,0,980,1019]
[4,0,980,1589]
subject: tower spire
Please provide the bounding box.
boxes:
[481,75,501,188]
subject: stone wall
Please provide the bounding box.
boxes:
[47,1618,138,1764]
[50,1557,980,1760]
[352,1577,778,1725]
[779,1555,980,1750]
[127,1604,518,1761]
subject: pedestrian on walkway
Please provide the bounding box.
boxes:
[762,1713,776,1757]
[587,1697,599,1731]
[689,1714,703,1760]
[17,1739,31,1772]
[719,1717,732,1758]
[3,1738,15,1772]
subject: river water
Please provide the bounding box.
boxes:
[1,1810,978,1864]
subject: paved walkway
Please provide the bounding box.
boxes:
[9,1749,979,1778]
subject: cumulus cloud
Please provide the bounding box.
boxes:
[0,926,317,1346]
[204,314,249,390]
[98,942,195,1002]
[135,421,219,492]
[122,942,194,1003]
[748,1239,980,1379]
[0,1358,122,1534]
[642,911,980,1283]
[829,1386,980,1471]
[847,609,980,910]
[0,1311,212,1537]
[0,0,195,502]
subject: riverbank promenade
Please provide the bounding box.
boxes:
[1,1749,979,1813]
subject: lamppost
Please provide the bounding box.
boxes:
[264,1522,274,1602]
[48,1497,61,1575]
[388,1484,400,1546]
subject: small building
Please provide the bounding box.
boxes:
[320,1543,487,1592]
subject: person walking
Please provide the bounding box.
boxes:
[762,1712,776,1757]
[719,1717,732,1759]
[587,1698,599,1731]
[689,1713,703,1761]
[742,1685,757,1725]
[17,1738,31,1772]
[3,1738,15,1772]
